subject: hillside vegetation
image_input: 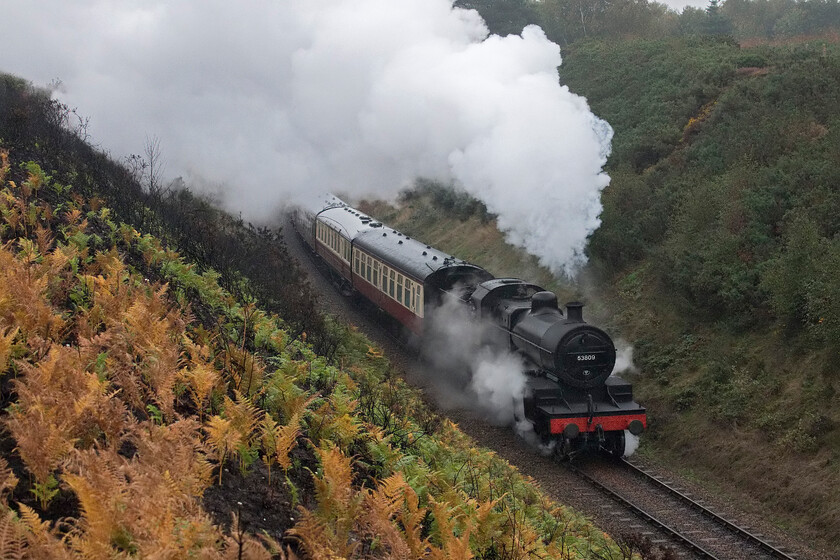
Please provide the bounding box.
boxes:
[370,36,840,552]
[0,75,640,558]
[571,34,840,550]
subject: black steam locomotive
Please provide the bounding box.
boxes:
[293,194,646,457]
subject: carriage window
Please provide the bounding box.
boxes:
[415,285,422,315]
[396,275,403,303]
[373,261,380,288]
[404,279,412,308]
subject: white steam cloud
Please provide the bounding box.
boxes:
[419,297,527,429]
[612,339,637,376]
[470,348,526,426]
[3,0,612,274]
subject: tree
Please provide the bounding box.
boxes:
[704,0,733,36]
[144,134,166,198]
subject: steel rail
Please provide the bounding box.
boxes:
[569,463,719,558]
[620,459,797,560]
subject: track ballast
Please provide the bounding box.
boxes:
[570,456,799,559]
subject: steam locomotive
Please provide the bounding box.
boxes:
[293,194,646,457]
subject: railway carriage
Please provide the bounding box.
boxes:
[293,195,491,334]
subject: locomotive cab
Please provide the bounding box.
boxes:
[426,264,493,307]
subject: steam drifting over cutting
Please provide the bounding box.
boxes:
[3,0,612,274]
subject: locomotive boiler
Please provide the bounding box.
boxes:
[293,194,646,458]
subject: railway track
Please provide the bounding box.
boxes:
[570,456,799,559]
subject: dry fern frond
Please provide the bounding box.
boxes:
[221,392,262,475]
[259,413,280,487]
[6,411,74,488]
[72,370,130,447]
[0,509,26,560]
[281,392,316,427]
[33,224,54,256]
[429,495,472,560]
[63,429,222,557]
[0,459,19,506]
[180,338,222,421]
[62,453,128,556]
[0,326,19,376]
[0,149,9,183]
[398,482,430,558]
[132,418,213,500]
[223,392,260,435]
[260,407,304,486]
[15,503,74,560]
[312,445,355,518]
[299,444,362,557]
[288,509,350,560]
[273,413,302,473]
[63,208,83,228]
[288,445,371,558]
[470,497,505,552]
[121,287,185,420]
[205,415,235,485]
[359,473,413,559]
[8,344,131,484]
[183,360,222,419]
[6,371,77,487]
[0,244,65,342]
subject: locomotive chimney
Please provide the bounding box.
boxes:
[565,302,584,323]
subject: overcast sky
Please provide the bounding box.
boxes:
[661,0,711,11]
[3,0,618,275]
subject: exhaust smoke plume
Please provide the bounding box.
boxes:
[4,0,611,275]
[418,297,527,429]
